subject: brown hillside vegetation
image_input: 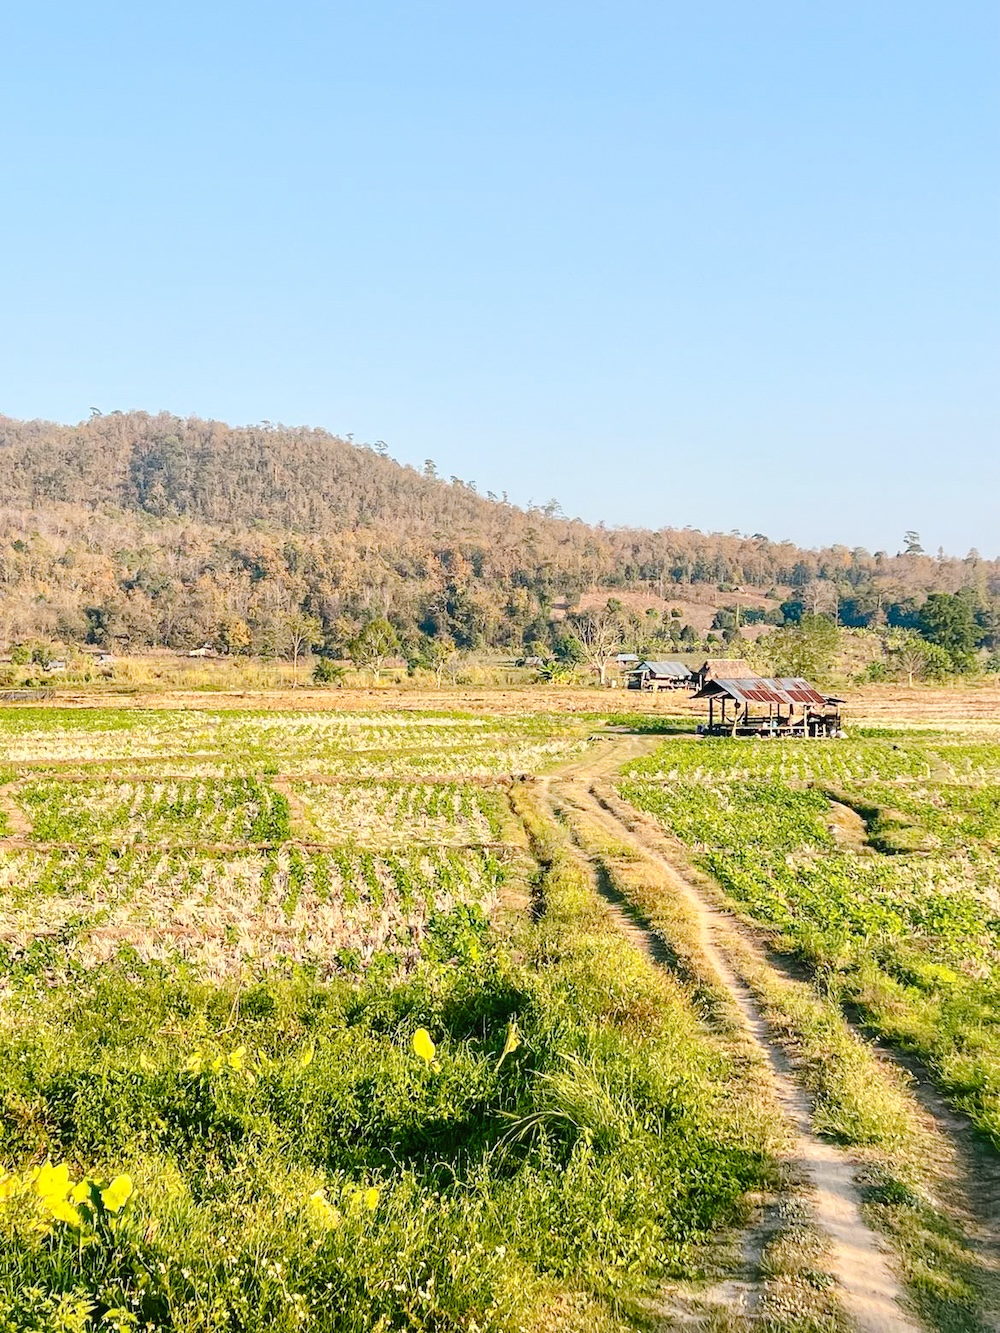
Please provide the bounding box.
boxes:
[0,411,996,656]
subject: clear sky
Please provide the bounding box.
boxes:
[2,2,997,556]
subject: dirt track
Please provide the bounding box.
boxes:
[547,735,999,1332]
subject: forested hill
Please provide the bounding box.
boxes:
[0,412,497,533]
[0,410,996,656]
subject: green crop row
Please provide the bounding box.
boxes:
[0,708,590,774]
[619,739,1000,1147]
[18,776,291,845]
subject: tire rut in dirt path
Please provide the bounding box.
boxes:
[543,738,925,1333]
[867,1037,1000,1255]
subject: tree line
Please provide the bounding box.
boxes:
[0,412,997,674]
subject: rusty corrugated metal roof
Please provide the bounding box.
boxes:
[692,677,830,707]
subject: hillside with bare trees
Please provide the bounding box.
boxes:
[0,411,997,662]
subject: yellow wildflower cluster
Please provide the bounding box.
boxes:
[183,1044,253,1079]
[306,1183,380,1231]
[0,1160,134,1236]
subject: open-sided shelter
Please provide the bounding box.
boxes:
[693,677,844,737]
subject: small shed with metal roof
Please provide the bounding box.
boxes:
[693,676,845,737]
[626,660,695,691]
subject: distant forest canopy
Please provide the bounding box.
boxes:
[0,410,997,662]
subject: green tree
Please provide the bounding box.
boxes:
[885,629,950,686]
[412,633,455,687]
[312,656,346,686]
[918,592,978,671]
[348,618,400,684]
[764,613,840,680]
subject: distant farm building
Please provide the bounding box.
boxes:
[626,660,695,691]
[693,677,845,738]
[693,658,753,689]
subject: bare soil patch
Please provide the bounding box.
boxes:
[24,681,1000,732]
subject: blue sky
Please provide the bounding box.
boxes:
[2,2,997,555]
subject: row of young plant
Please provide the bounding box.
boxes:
[7,772,522,849]
[293,780,511,846]
[626,732,1000,786]
[17,777,292,845]
[624,735,940,784]
[0,796,780,1331]
[0,707,562,739]
[0,844,510,989]
[618,743,1000,1146]
[0,708,590,772]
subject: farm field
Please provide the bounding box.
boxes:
[43,679,1000,728]
[0,704,790,1333]
[619,731,1000,1146]
[1,699,998,1332]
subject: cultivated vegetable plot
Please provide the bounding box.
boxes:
[0,843,506,984]
[292,780,510,846]
[619,735,1000,1145]
[837,780,1000,852]
[16,776,291,845]
[624,735,937,783]
[0,711,561,984]
[0,707,590,775]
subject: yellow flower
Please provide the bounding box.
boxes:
[307,1188,341,1230]
[46,1197,82,1228]
[183,1049,206,1076]
[0,1174,19,1203]
[298,1043,315,1070]
[70,1180,93,1205]
[227,1046,246,1073]
[100,1175,134,1214]
[33,1160,71,1204]
[346,1185,380,1213]
[411,1028,436,1067]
